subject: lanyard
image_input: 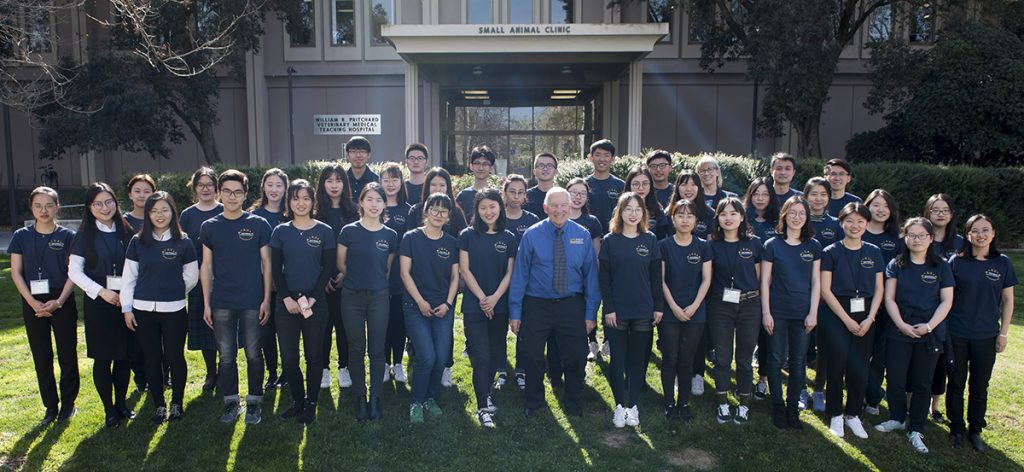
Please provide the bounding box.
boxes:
[840,242,863,297]
[721,240,744,289]
[33,229,50,280]
[100,232,122,275]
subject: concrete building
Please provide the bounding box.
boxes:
[4,0,929,187]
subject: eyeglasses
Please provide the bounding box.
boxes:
[220,189,246,199]
[630,181,651,189]
[32,203,57,211]
[697,168,717,175]
[622,207,644,214]
[427,207,450,218]
[905,233,931,241]
[347,150,369,156]
[569,191,588,198]
[929,209,951,216]
[471,160,492,167]
[195,183,215,190]
[970,228,993,236]
[90,199,116,210]
[648,163,671,171]
[826,172,850,178]
[535,163,557,171]
[406,155,427,162]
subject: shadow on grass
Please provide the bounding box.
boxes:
[9,420,68,472]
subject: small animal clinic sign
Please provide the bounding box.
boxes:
[313,115,382,135]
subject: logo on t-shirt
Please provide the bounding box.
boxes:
[635,244,650,257]
[765,227,777,237]
[881,240,897,251]
[860,257,875,269]
[921,271,939,284]
[392,214,406,225]
[238,228,255,241]
[306,235,322,248]
[800,250,815,262]
[985,268,1002,282]
[738,247,754,259]
[607,189,620,200]
[494,240,508,253]
[375,239,390,252]
[161,247,178,260]
[436,247,451,259]
[516,224,529,236]
[47,239,65,250]
[696,221,708,234]
[820,228,837,240]
[686,252,701,264]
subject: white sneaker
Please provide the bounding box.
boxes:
[601,341,611,358]
[612,404,626,428]
[625,406,640,427]
[384,364,392,382]
[691,375,705,396]
[907,431,929,453]
[588,341,600,361]
[392,364,408,383]
[829,415,845,438]
[864,405,880,416]
[338,367,353,388]
[485,395,497,414]
[875,419,906,433]
[320,368,331,389]
[441,367,453,387]
[846,416,869,439]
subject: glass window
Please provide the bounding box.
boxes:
[371,0,394,46]
[550,0,574,24]
[510,107,533,131]
[468,0,492,24]
[909,4,935,43]
[647,0,675,43]
[866,5,892,43]
[288,0,316,46]
[332,0,356,46]
[25,8,52,53]
[510,1,532,23]
[687,9,711,44]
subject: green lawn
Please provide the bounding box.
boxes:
[1,254,1023,472]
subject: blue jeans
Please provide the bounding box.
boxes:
[213,308,264,403]
[768,318,809,406]
[403,303,454,404]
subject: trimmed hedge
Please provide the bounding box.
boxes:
[6,154,1024,244]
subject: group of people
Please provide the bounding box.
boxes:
[9,136,1014,456]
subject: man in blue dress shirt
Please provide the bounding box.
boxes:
[510,187,601,417]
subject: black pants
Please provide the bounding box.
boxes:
[931,353,949,396]
[22,295,79,411]
[322,289,349,369]
[822,303,875,417]
[756,327,770,378]
[341,288,390,399]
[693,326,712,377]
[520,295,587,411]
[465,311,510,408]
[659,320,704,407]
[866,311,889,407]
[768,318,810,406]
[605,318,652,408]
[135,309,188,407]
[277,297,328,405]
[812,306,829,391]
[946,336,997,434]
[385,293,407,365]
[886,336,940,433]
[708,298,761,397]
[259,291,280,376]
[545,333,564,382]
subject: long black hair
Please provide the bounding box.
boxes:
[864,189,900,235]
[623,164,663,217]
[925,193,958,255]
[314,164,357,223]
[669,170,708,221]
[76,182,134,271]
[777,196,815,243]
[894,217,944,268]
[711,197,751,241]
[472,188,507,234]
[743,176,779,223]
[140,191,184,246]
[249,168,289,211]
[357,182,389,224]
[422,167,456,204]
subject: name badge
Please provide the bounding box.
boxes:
[850,297,866,314]
[30,279,50,295]
[723,288,741,304]
[569,238,585,245]
[106,276,122,291]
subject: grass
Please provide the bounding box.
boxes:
[1,254,1023,472]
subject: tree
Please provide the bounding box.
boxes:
[688,0,931,158]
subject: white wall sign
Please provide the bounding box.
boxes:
[313,114,382,135]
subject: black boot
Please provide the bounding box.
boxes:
[369,396,382,421]
[969,432,986,452]
[281,402,303,420]
[299,401,317,425]
[356,397,369,421]
[105,407,121,428]
[771,402,787,430]
[786,401,803,430]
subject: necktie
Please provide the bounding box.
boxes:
[553,226,568,294]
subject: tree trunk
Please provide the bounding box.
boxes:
[198,119,221,165]
[795,111,823,159]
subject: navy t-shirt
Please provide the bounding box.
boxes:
[705,189,736,212]
[648,210,673,240]
[253,207,284,230]
[655,184,674,208]
[125,235,197,301]
[710,237,762,295]
[124,212,144,233]
[399,228,459,307]
[933,235,965,260]
[764,237,822,319]
[586,175,625,233]
[507,211,540,243]
[8,225,75,290]
[270,221,336,295]
[863,229,902,266]
[458,228,518,314]
[405,182,423,205]
[317,206,354,236]
[827,193,862,217]
[948,254,1018,339]
[810,214,844,248]
[821,242,884,298]
[71,230,128,284]
[456,187,493,222]
[179,203,223,264]
[885,258,955,340]
[407,202,468,238]
[385,203,413,293]
[200,212,272,310]
[338,221,398,291]
[573,214,603,241]
[659,236,713,323]
[347,167,379,204]
[523,186,548,219]
[774,188,803,206]
[693,211,715,241]
[599,232,662,320]
[749,218,778,242]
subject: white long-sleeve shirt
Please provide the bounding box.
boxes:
[119,230,199,313]
[68,220,116,300]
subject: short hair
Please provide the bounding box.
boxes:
[609,192,649,235]
[29,186,59,206]
[471,188,507,233]
[770,152,796,168]
[824,158,852,175]
[777,196,815,242]
[346,136,372,153]
[838,202,872,223]
[217,169,248,191]
[645,149,672,165]
[695,155,724,187]
[667,198,702,221]
[128,174,156,193]
[534,152,558,168]
[503,174,528,193]
[589,139,616,156]
[421,193,453,225]
[543,186,570,206]
[803,177,832,196]
[187,167,217,198]
[140,191,183,245]
[283,179,314,220]
[470,145,496,165]
[405,143,429,159]
[357,182,389,223]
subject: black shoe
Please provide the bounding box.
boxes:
[665,405,679,420]
[950,432,964,449]
[152,405,167,424]
[57,404,77,422]
[105,409,121,429]
[368,396,382,421]
[786,402,803,430]
[550,377,564,390]
[931,409,947,424]
[969,432,986,452]
[678,405,695,422]
[202,374,217,392]
[168,403,184,421]
[264,373,279,390]
[136,382,148,394]
[281,403,303,420]
[299,401,317,424]
[356,397,369,421]
[41,407,58,426]
[772,403,787,430]
[116,405,136,420]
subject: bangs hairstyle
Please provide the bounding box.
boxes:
[565,177,592,216]
[624,164,663,215]
[743,176,779,222]
[128,174,156,194]
[695,155,724,187]
[422,167,455,204]
[589,139,616,156]
[960,214,1000,260]
[838,202,872,223]
[379,162,409,205]
[925,193,958,255]
[895,217,944,267]
[140,191,183,245]
[405,142,429,160]
[30,186,59,207]
[668,170,707,220]
[421,193,454,225]
[712,197,751,241]
[802,176,832,198]
[610,192,648,235]
[470,145,496,165]
[76,182,133,271]
[357,182,389,223]
[187,167,217,200]
[770,152,796,169]
[314,164,357,224]
[503,174,528,193]
[667,199,701,235]
[472,188,507,233]
[645,149,672,166]
[864,188,900,235]
[250,168,289,211]
[777,196,815,242]
[283,179,315,220]
[824,158,853,175]
[217,169,248,191]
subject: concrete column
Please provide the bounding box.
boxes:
[602,78,620,145]
[627,60,643,157]
[405,62,420,151]
[244,43,269,167]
